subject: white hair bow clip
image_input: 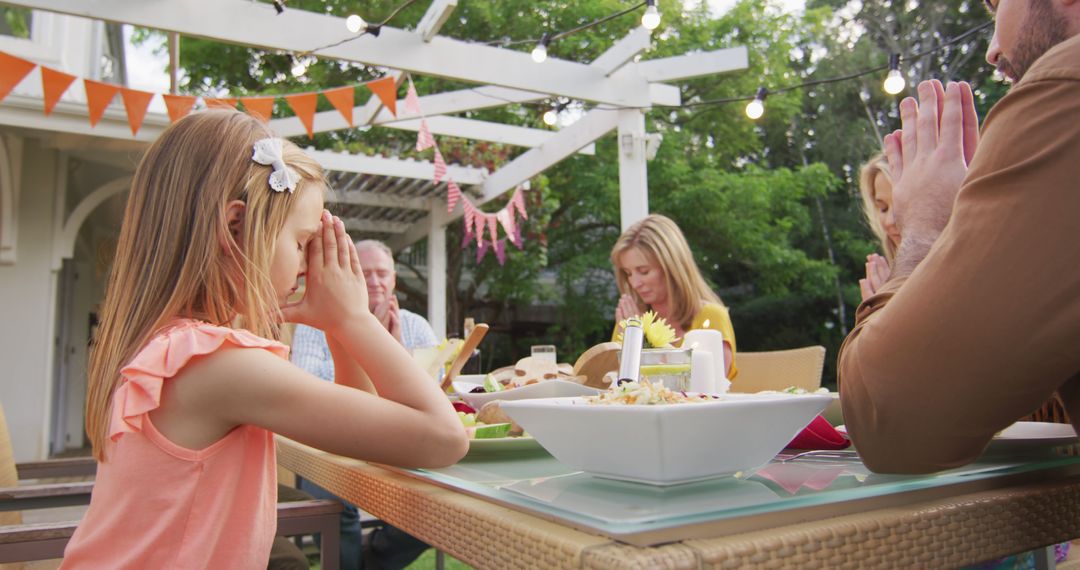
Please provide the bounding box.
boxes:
[251,138,300,193]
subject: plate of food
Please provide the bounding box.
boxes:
[458,401,549,459]
[501,380,833,485]
[453,356,601,409]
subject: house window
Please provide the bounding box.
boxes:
[0,7,31,39]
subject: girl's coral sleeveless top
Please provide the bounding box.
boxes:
[62,319,289,569]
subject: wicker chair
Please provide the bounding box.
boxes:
[0,402,342,568]
[729,346,827,393]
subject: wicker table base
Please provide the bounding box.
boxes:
[277,439,1080,569]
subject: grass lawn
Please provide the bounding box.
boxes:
[405,549,473,569]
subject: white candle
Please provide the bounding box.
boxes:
[690,348,716,394]
[683,329,727,380]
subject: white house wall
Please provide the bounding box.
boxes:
[0,139,60,462]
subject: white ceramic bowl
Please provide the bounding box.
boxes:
[453,379,601,410]
[500,392,833,485]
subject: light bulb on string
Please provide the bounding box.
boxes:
[291,55,309,78]
[346,14,366,34]
[532,33,551,63]
[745,87,767,120]
[883,53,906,95]
[641,0,661,30]
[543,109,558,125]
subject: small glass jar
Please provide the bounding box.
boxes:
[619,347,692,391]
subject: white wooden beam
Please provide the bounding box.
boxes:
[9,0,660,106]
[385,116,595,155]
[636,47,749,83]
[343,218,411,234]
[388,109,619,250]
[416,0,457,42]
[305,148,487,185]
[329,190,429,211]
[479,109,620,202]
[617,110,649,231]
[590,27,651,76]
[268,85,547,138]
[426,202,451,340]
[0,93,167,143]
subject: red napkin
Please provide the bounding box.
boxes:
[786,415,850,450]
[452,401,476,414]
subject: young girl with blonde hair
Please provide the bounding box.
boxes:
[611,214,737,378]
[62,110,467,568]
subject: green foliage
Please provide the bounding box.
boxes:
[0,7,31,38]
[166,0,1008,380]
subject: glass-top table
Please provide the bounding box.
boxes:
[277,437,1080,567]
[397,445,1080,546]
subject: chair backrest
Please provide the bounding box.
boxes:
[0,401,23,526]
[730,346,827,393]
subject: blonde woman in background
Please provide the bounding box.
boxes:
[611,214,737,378]
[857,152,901,301]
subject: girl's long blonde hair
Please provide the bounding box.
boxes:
[611,214,724,331]
[858,152,897,263]
[86,110,325,460]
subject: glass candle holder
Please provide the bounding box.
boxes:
[619,347,692,391]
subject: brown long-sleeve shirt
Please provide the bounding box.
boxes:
[838,34,1080,474]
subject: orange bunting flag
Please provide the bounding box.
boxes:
[366,76,397,117]
[162,94,197,123]
[285,92,318,138]
[322,86,354,127]
[119,87,155,135]
[204,97,237,110]
[432,147,447,183]
[0,52,36,103]
[41,67,76,116]
[241,96,275,122]
[446,180,461,214]
[83,79,121,127]
[404,78,422,115]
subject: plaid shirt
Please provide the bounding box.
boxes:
[290,309,438,381]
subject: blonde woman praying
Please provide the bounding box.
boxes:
[611,214,737,379]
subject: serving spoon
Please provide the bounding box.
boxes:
[441,323,489,391]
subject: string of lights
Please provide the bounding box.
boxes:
[531,19,994,121]
[282,0,991,124]
[290,0,661,75]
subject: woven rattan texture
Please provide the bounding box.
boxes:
[278,439,1080,570]
[732,347,826,393]
[278,441,609,569]
[682,476,1080,569]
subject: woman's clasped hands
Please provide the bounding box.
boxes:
[281,210,368,334]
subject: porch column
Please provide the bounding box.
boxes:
[617,109,648,231]
[426,202,447,341]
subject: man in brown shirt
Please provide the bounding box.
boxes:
[838,1,1080,473]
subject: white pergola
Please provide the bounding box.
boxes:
[3,0,747,338]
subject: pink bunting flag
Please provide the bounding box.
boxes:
[463,199,475,230]
[446,180,461,214]
[496,208,516,242]
[404,78,422,115]
[476,239,490,263]
[433,147,447,183]
[487,213,498,246]
[512,187,529,220]
[474,210,486,247]
[416,118,435,151]
[494,239,507,265]
[512,224,524,250]
[461,222,473,249]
